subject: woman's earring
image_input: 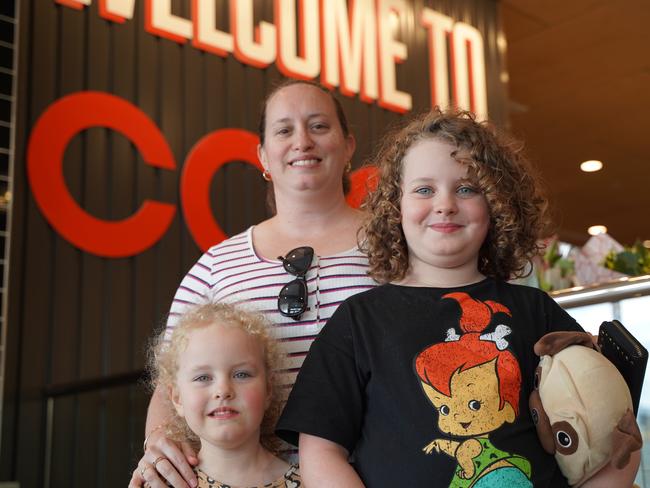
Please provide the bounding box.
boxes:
[345,161,352,173]
[262,170,272,182]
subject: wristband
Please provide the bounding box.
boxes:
[143,423,164,452]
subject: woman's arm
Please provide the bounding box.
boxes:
[129,250,216,487]
[299,434,365,488]
[128,385,199,488]
[581,450,641,488]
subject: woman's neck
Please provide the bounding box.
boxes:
[255,194,364,257]
[273,189,353,229]
[198,440,285,487]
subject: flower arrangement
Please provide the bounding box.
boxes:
[602,241,650,277]
[537,239,575,292]
[572,233,627,286]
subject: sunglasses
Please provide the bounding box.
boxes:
[277,246,314,320]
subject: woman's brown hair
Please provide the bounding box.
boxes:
[362,108,550,283]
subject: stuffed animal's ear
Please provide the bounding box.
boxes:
[534,331,596,356]
[611,409,643,469]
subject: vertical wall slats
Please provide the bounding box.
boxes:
[0,0,23,478]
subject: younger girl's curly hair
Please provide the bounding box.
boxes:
[362,108,550,283]
[148,303,284,453]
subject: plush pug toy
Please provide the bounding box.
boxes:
[529,331,642,486]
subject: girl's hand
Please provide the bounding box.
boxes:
[128,431,199,488]
[581,449,641,488]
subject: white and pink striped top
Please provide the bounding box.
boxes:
[166,226,377,389]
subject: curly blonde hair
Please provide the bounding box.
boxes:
[362,108,550,283]
[148,303,284,453]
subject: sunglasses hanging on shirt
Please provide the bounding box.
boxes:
[277,246,314,320]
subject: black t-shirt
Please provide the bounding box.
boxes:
[277,279,583,487]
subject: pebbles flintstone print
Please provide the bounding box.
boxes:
[414,292,532,487]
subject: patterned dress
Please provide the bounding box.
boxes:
[195,465,301,488]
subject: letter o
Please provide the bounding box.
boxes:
[26,91,177,257]
[181,129,262,251]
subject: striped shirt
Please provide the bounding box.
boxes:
[166,226,377,390]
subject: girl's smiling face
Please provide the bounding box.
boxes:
[421,359,516,437]
[399,138,490,283]
[171,323,270,450]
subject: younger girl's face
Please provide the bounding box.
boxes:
[171,323,270,451]
[400,138,489,281]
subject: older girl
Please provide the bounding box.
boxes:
[277,109,640,487]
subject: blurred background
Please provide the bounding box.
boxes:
[501,0,649,246]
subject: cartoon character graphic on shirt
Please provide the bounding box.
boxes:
[414,292,532,487]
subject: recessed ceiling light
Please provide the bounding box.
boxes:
[588,225,607,236]
[580,160,603,172]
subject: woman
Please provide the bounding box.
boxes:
[130,80,377,488]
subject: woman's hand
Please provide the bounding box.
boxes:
[128,430,199,488]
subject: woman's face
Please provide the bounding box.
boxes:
[257,84,355,199]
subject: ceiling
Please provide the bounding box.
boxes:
[500,0,650,246]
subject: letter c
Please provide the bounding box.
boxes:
[26,92,177,257]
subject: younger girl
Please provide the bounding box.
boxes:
[141,303,300,488]
[276,109,639,487]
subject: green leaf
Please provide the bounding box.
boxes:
[614,251,640,275]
